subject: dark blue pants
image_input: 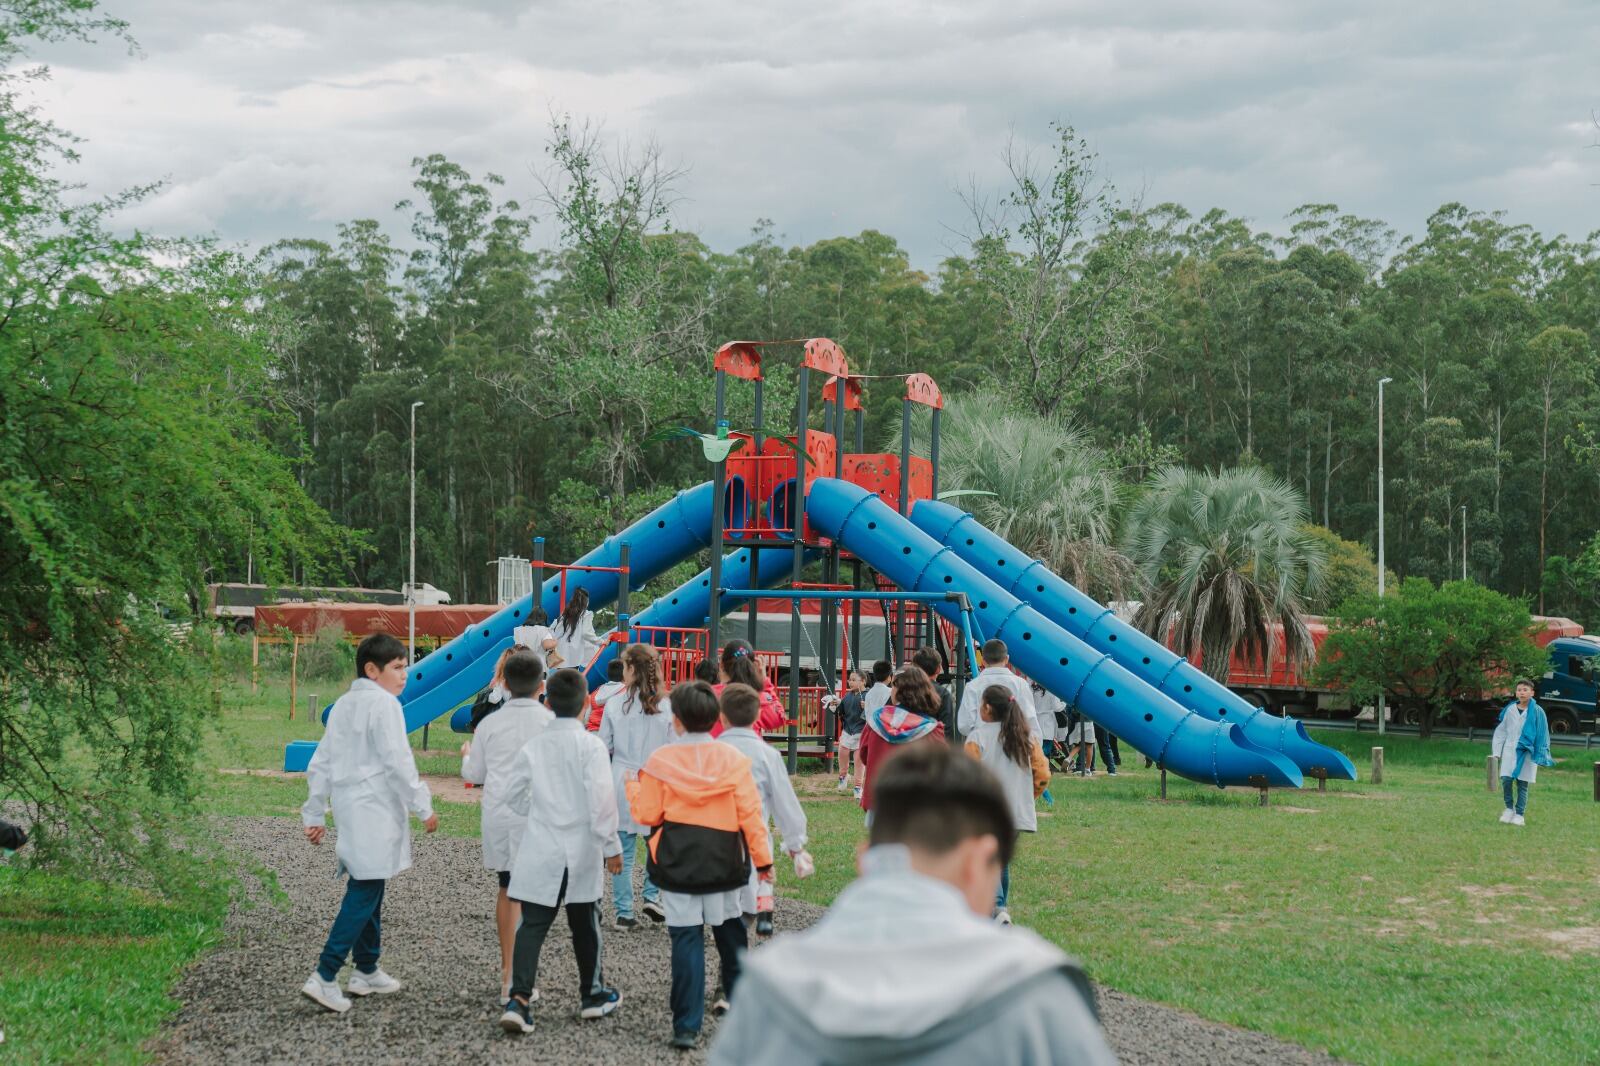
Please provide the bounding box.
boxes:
[318,876,385,982]
[994,862,1011,910]
[668,917,746,1035]
[1502,776,1530,815]
[1097,730,1120,770]
[510,870,603,1003]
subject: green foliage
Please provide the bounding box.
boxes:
[1314,578,1547,736]
[1299,523,1387,614]
[1124,467,1326,679]
[0,1,348,883]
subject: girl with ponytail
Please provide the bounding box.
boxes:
[552,587,601,671]
[713,638,785,735]
[599,643,674,925]
[964,684,1052,925]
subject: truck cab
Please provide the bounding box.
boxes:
[1537,635,1600,734]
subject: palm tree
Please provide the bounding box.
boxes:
[906,391,1136,601]
[1123,466,1327,680]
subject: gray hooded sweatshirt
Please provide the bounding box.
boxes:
[710,845,1118,1066]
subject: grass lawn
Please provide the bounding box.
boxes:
[10,666,1598,1064]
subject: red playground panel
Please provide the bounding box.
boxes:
[724,429,839,540]
[841,453,933,514]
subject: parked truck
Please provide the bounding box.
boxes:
[206,582,450,633]
[1210,614,1599,734]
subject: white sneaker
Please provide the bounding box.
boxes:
[1511,814,1525,827]
[347,968,402,996]
[853,786,863,801]
[836,776,849,792]
[1499,808,1515,824]
[301,973,352,1013]
[994,909,1013,926]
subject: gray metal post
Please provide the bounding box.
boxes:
[747,377,764,649]
[532,537,545,604]
[851,406,865,672]
[930,406,941,497]
[709,371,728,655]
[786,365,810,771]
[617,542,631,640]
[896,396,913,662]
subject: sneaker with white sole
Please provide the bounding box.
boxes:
[499,997,535,1034]
[301,973,352,1013]
[1511,813,1526,827]
[580,986,622,1019]
[500,983,539,1004]
[615,914,638,930]
[1499,808,1515,824]
[711,996,730,1016]
[640,900,666,923]
[347,968,402,996]
[994,909,1013,926]
[836,776,849,792]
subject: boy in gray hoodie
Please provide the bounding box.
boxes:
[710,744,1116,1066]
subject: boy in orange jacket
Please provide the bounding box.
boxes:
[627,679,773,1051]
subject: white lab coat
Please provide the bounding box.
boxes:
[719,726,809,912]
[512,623,558,664]
[1492,702,1538,783]
[957,666,1042,740]
[505,718,622,906]
[599,689,674,835]
[1033,687,1068,742]
[966,721,1039,832]
[301,678,434,881]
[864,682,892,715]
[553,610,601,672]
[461,697,555,871]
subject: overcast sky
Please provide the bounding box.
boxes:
[26,1,1600,268]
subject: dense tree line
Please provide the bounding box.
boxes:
[254,131,1600,619]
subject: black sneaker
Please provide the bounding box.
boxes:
[711,996,730,1016]
[670,1029,698,1050]
[755,912,774,938]
[640,900,666,923]
[579,986,622,1020]
[498,998,535,1034]
[614,915,638,930]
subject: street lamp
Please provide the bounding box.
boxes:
[1377,376,1392,735]
[409,401,424,667]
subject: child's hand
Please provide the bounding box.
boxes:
[605,854,623,875]
[459,741,471,757]
[305,826,325,845]
[792,850,815,879]
[423,812,439,834]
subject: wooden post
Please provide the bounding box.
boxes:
[1371,747,1384,784]
[1159,767,1168,800]
[251,629,260,694]
[1487,754,1500,791]
[289,635,299,720]
[309,693,319,726]
[1312,767,1327,792]
[210,686,222,718]
[1593,762,1599,803]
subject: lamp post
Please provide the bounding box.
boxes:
[1377,376,1392,736]
[409,401,423,667]
[1461,504,1467,581]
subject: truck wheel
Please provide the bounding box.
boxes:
[1547,709,1578,735]
[1241,691,1273,714]
[233,618,254,635]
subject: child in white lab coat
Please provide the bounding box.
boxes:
[300,633,437,1014]
[461,651,554,999]
[512,605,560,668]
[553,587,602,672]
[498,668,624,1034]
[965,685,1051,925]
[717,683,814,938]
[1492,678,1555,826]
[599,644,674,927]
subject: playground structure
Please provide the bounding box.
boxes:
[287,337,1357,793]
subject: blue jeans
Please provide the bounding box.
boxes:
[668,918,746,1034]
[612,830,659,918]
[317,876,385,981]
[1502,776,1530,815]
[1097,730,1120,770]
[995,863,1011,911]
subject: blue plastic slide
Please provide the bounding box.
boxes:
[909,500,1357,782]
[806,478,1303,788]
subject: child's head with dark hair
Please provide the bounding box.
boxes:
[559,588,589,638]
[871,659,893,684]
[606,658,625,682]
[356,633,408,692]
[911,646,943,681]
[720,639,765,692]
[720,682,762,728]
[869,743,1014,915]
[503,651,546,699]
[545,668,588,718]
[694,658,719,685]
[527,605,548,626]
[891,666,942,718]
[981,639,1008,666]
[847,668,866,692]
[670,680,721,733]
[981,684,1033,769]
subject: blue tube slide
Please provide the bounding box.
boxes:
[909,500,1357,782]
[807,479,1302,788]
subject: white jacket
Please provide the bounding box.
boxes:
[1492,702,1537,783]
[462,696,555,870]
[553,610,601,671]
[505,718,621,906]
[718,726,809,855]
[301,679,434,880]
[957,666,1041,740]
[966,721,1039,833]
[599,689,674,835]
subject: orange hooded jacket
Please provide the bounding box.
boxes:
[626,734,774,894]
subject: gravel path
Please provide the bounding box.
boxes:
[153,818,1347,1065]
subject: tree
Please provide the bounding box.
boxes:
[1524,325,1595,606]
[1315,579,1546,737]
[924,392,1135,601]
[1298,524,1391,615]
[962,123,1153,418]
[0,2,348,882]
[1123,467,1327,680]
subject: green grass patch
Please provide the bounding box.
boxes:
[0,866,226,1064]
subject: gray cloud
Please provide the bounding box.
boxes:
[25,0,1600,265]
